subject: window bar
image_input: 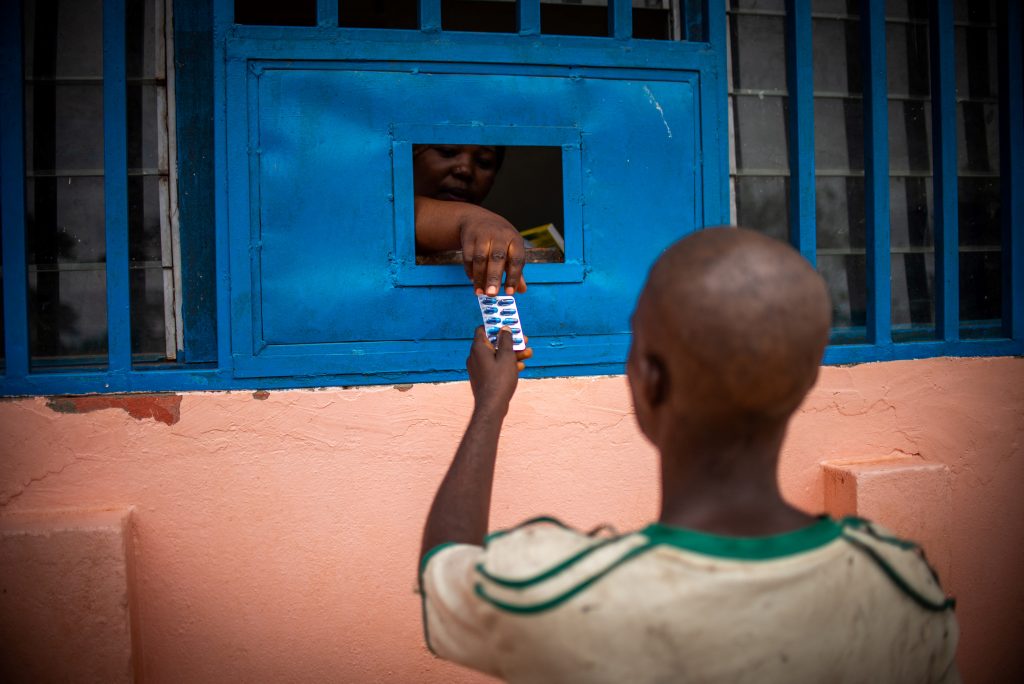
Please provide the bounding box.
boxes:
[213,0,233,370]
[317,0,338,28]
[861,0,891,345]
[420,0,441,32]
[0,0,30,378]
[517,0,540,36]
[104,0,131,372]
[785,0,815,264]
[159,0,180,359]
[609,0,632,40]
[999,0,1023,342]
[930,0,958,341]
[707,0,728,222]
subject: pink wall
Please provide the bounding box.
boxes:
[1,356,1022,682]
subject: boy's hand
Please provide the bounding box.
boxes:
[467,327,533,416]
[459,211,528,296]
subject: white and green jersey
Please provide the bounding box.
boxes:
[420,516,959,684]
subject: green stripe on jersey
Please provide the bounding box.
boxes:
[640,516,843,560]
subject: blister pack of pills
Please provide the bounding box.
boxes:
[477,294,526,351]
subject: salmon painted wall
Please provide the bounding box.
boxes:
[1,356,1022,682]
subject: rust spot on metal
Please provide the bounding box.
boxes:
[252,390,271,400]
[45,393,182,425]
[393,384,413,392]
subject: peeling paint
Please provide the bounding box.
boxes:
[393,384,413,392]
[252,391,271,400]
[45,394,182,425]
[643,85,672,139]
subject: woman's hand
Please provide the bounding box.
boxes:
[414,197,528,296]
[458,209,528,296]
[467,327,533,417]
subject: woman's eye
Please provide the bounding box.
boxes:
[435,146,458,158]
[476,157,496,170]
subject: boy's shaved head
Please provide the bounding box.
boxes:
[629,227,831,433]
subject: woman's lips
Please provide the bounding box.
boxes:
[437,189,470,202]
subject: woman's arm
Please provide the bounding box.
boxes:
[415,196,528,296]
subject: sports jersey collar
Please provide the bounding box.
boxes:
[641,516,842,560]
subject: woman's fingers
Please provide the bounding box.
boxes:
[469,239,490,294]
[504,242,526,295]
[484,243,507,296]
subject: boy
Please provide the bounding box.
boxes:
[419,227,960,683]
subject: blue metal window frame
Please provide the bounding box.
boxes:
[225,58,706,379]
[0,0,1020,397]
[218,0,729,384]
[0,0,228,395]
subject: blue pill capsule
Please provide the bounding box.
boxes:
[512,337,524,345]
[499,308,517,315]
[497,298,515,306]
[480,297,497,305]
[487,327,500,335]
[482,307,498,314]
[485,317,501,325]
[501,318,517,325]
[509,327,521,335]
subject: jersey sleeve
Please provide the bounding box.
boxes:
[419,518,610,677]
[419,542,501,677]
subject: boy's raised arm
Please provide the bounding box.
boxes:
[420,327,529,563]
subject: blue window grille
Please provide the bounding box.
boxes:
[0,0,1021,397]
[729,0,1022,364]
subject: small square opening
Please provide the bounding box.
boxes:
[413,144,565,265]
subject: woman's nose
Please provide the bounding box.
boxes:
[451,155,474,179]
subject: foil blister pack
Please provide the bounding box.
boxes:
[476,294,526,351]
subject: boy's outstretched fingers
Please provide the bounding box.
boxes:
[515,335,532,371]
[467,326,521,412]
[491,327,516,366]
[494,326,516,357]
[471,324,496,354]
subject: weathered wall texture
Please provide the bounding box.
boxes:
[0,356,1022,683]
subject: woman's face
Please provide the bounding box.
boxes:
[413,144,500,205]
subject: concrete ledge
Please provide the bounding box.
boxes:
[0,508,137,683]
[823,458,952,581]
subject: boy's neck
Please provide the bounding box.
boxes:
[655,422,816,537]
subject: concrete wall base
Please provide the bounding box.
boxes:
[0,508,137,683]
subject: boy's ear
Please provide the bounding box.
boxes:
[639,354,668,409]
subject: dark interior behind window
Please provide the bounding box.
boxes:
[415,145,565,265]
[238,0,680,40]
[235,0,317,26]
[339,0,419,29]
